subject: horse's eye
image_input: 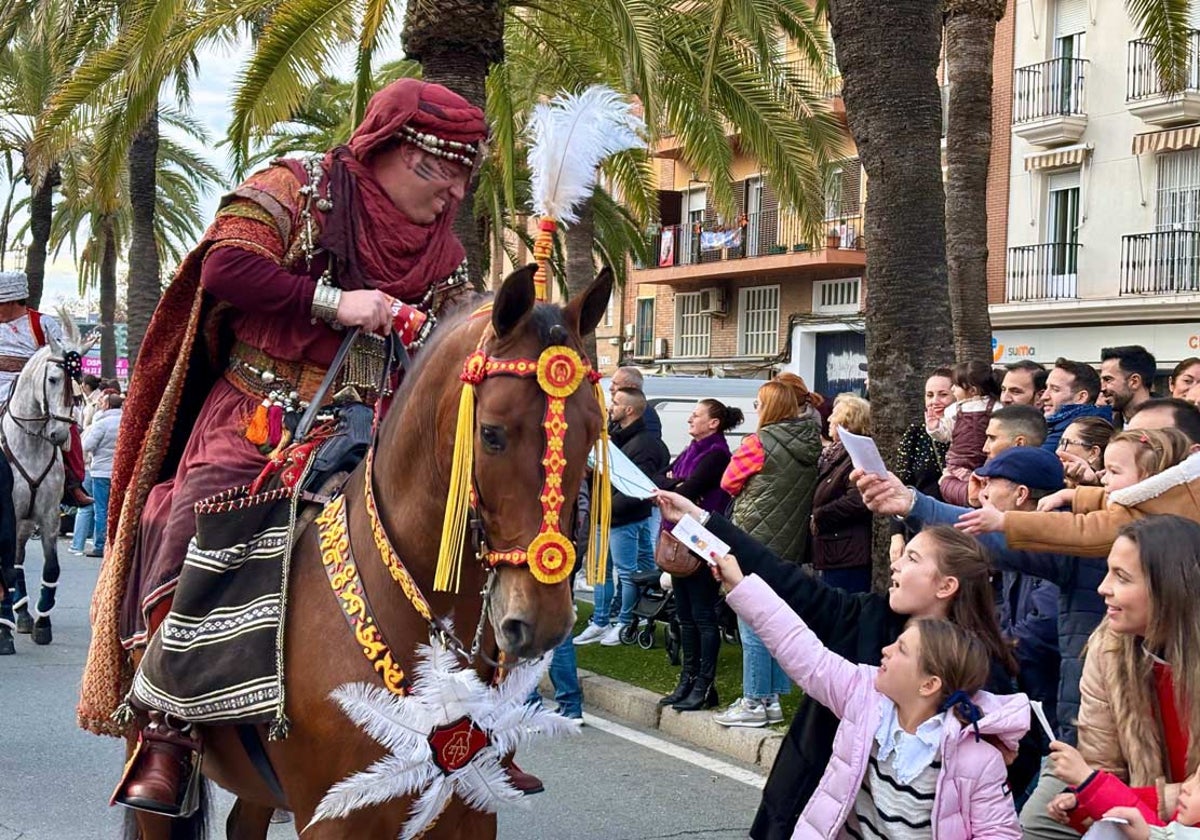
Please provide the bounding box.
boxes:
[480,424,507,453]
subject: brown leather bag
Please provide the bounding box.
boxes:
[654,531,701,577]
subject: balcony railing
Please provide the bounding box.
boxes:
[1006,243,1079,301]
[1013,58,1089,124]
[1120,229,1200,295]
[643,205,865,269]
[1128,31,1200,100]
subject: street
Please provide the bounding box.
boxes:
[0,541,763,839]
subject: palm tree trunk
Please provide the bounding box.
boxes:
[126,108,160,371]
[402,0,503,292]
[99,217,118,378]
[827,0,954,589]
[0,151,17,271]
[945,0,1003,365]
[565,192,598,361]
[24,163,61,310]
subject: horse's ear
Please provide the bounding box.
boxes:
[565,268,614,339]
[46,331,62,355]
[492,264,537,339]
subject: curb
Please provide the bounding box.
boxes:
[545,669,782,773]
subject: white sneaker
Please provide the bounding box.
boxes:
[712,697,767,728]
[599,624,625,646]
[765,697,784,725]
[573,623,608,645]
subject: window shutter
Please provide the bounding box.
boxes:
[761,180,779,249]
[1055,0,1087,39]
[704,187,718,227]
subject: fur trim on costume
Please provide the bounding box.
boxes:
[1108,452,1200,508]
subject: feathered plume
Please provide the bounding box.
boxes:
[527,85,647,226]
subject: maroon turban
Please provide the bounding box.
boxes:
[319,79,488,300]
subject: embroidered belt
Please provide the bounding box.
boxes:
[225,339,389,405]
[0,355,29,372]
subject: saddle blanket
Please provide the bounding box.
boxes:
[131,485,296,727]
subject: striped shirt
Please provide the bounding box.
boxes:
[842,745,940,840]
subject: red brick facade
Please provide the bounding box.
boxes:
[987,1,1016,304]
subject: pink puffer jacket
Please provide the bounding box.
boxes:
[726,575,1030,840]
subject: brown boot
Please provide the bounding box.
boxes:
[503,760,545,796]
[119,713,200,815]
[64,480,94,508]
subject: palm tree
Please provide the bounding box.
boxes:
[943,0,1005,365]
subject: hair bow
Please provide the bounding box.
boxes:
[939,689,983,743]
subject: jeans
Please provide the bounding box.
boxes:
[72,475,95,551]
[526,634,583,718]
[739,617,791,700]
[610,515,657,626]
[91,477,111,552]
[590,545,614,627]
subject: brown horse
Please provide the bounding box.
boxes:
[128,264,612,839]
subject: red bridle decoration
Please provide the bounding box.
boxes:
[458,345,598,585]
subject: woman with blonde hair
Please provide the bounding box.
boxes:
[713,378,821,728]
[812,394,874,593]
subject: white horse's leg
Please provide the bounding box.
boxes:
[32,503,60,645]
[13,520,33,634]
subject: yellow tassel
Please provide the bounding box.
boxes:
[246,400,270,446]
[586,381,612,586]
[434,384,476,592]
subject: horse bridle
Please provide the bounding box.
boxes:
[0,350,81,519]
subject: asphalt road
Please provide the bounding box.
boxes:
[0,540,763,839]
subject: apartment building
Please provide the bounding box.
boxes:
[997,0,1200,368]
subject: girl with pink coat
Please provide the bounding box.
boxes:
[716,553,1030,839]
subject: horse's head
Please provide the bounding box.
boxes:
[461,265,614,660]
[11,334,82,446]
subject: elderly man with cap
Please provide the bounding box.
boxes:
[0,270,93,509]
[856,447,1109,838]
[80,78,494,811]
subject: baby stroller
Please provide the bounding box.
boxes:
[619,570,681,664]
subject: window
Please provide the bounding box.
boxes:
[738,286,780,356]
[813,277,862,314]
[825,158,862,220]
[1155,148,1200,230]
[675,292,710,358]
[635,298,654,358]
[1046,169,1080,295]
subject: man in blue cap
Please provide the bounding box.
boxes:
[856,445,1108,839]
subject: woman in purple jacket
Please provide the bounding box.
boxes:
[655,398,743,711]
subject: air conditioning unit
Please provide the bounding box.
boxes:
[624,323,635,338]
[654,337,669,358]
[698,286,727,316]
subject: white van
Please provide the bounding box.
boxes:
[604,375,764,457]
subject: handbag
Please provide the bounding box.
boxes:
[655,530,701,577]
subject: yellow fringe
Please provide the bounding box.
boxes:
[434,383,476,592]
[586,381,612,586]
[246,401,269,446]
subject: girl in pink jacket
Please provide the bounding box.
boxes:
[718,554,1030,839]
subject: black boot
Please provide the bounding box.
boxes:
[658,671,695,707]
[672,677,718,712]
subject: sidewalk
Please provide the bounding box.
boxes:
[545,668,784,774]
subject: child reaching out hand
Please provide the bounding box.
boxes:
[713,552,1030,839]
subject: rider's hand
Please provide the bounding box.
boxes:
[653,490,702,525]
[335,289,393,335]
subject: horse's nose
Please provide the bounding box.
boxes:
[49,430,69,446]
[499,616,534,654]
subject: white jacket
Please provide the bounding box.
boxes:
[82,408,122,478]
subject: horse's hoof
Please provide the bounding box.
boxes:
[0,627,14,655]
[15,610,33,635]
[31,618,51,646]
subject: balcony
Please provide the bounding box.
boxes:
[1012,58,1089,146]
[636,205,866,284]
[1120,229,1200,295]
[1006,243,1079,301]
[1127,31,1200,126]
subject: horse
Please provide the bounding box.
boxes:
[126,264,613,839]
[0,321,92,650]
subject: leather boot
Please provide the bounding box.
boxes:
[120,712,201,814]
[658,671,695,707]
[64,479,94,508]
[672,677,718,712]
[503,760,545,795]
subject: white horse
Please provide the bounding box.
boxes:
[0,318,93,652]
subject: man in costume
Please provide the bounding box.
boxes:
[78,79,492,811]
[0,270,92,507]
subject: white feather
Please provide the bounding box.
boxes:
[310,755,437,826]
[527,85,647,225]
[399,779,454,840]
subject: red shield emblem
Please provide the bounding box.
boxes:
[427,717,490,775]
